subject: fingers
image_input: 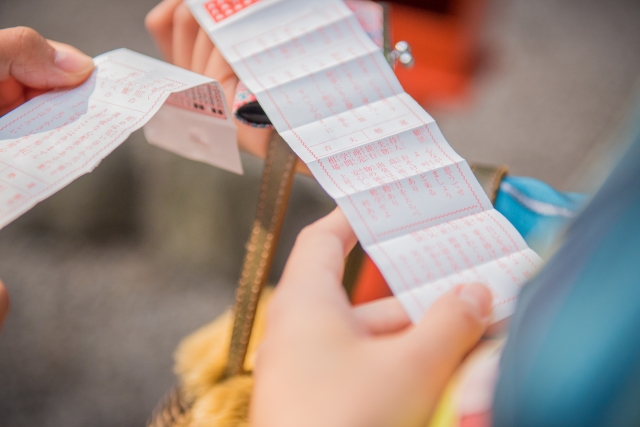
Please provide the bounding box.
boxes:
[202,48,236,82]
[268,208,358,340]
[312,208,358,256]
[401,284,492,381]
[0,78,25,115]
[353,296,412,335]
[279,208,357,298]
[145,0,184,62]
[146,0,280,170]
[0,280,8,332]
[172,3,201,69]
[203,49,239,120]
[191,30,214,74]
[0,27,93,89]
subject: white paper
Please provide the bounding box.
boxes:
[0,48,241,230]
[144,78,241,174]
[187,0,542,322]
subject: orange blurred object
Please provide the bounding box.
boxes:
[351,255,393,304]
[392,0,486,107]
[351,0,487,305]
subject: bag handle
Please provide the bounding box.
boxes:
[224,131,298,378]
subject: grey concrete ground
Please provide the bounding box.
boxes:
[0,0,639,426]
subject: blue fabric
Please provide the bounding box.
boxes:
[494,176,586,255]
[493,123,640,426]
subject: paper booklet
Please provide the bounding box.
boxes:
[186,0,542,323]
[0,48,241,230]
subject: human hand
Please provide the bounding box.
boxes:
[146,0,273,161]
[251,208,493,427]
[0,280,8,332]
[0,27,94,116]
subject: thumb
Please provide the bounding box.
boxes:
[0,27,94,89]
[400,284,492,388]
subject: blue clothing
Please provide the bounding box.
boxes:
[494,176,586,256]
[493,125,640,425]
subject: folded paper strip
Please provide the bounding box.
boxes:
[187,0,542,322]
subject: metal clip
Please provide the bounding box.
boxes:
[388,41,415,68]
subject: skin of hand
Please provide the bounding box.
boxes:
[145,0,312,175]
[0,27,93,329]
[0,27,94,116]
[251,208,493,427]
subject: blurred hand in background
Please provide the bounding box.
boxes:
[252,208,493,427]
[0,27,94,116]
[146,0,272,160]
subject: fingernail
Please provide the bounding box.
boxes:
[457,284,493,323]
[54,49,93,74]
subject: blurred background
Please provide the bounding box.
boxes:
[0,0,638,426]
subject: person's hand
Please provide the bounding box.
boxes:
[0,27,94,116]
[252,208,493,427]
[0,27,92,332]
[146,0,273,161]
[0,280,8,332]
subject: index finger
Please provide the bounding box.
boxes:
[279,208,357,298]
[146,0,184,62]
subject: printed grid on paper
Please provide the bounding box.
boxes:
[205,0,261,23]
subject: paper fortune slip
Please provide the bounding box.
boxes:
[186,0,543,322]
[0,49,241,230]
